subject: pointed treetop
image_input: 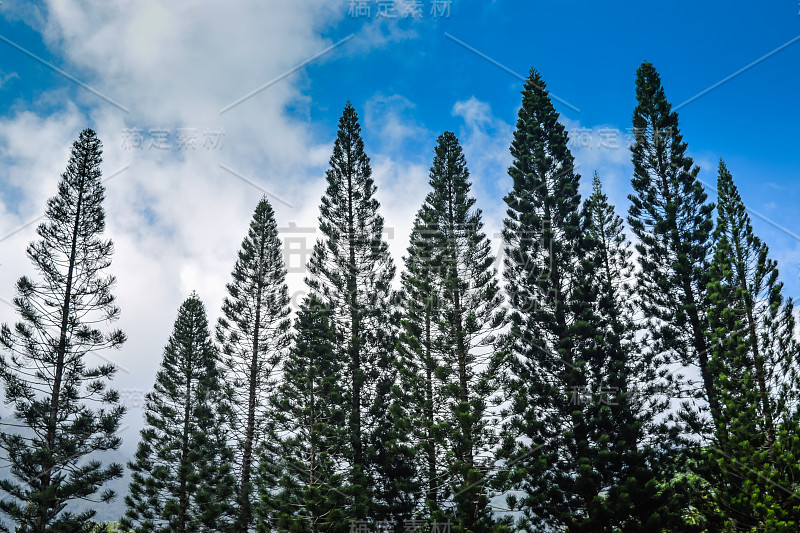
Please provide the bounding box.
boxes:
[510,67,575,176]
[172,292,212,333]
[634,62,667,100]
[428,131,471,191]
[338,101,362,133]
[326,102,371,182]
[524,68,546,93]
[715,159,742,215]
[254,195,276,217]
[712,158,773,287]
[632,61,681,138]
[591,170,603,193]
[519,68,558,113]
[75,127,100,148]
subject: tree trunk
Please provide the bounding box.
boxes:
[346,152,363,475]
[178,342,194,533]
[239,238,266,533]
[733,241,776,450]
[41,168,87,529]
[425,308,436,507]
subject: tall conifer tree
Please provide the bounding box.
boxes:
[626,61,718,436]
[217,197,292,532]
[397,132,504,531]
[122,294,235,533]
[422,131,503,532]
[500,70,599,531]
[705,160,800,530]
[256,294,348,533]
[305,103,398,524]
[501,74,684,529]
[0,129,126,531]
[395,212,443,515]
[574,174,679,531]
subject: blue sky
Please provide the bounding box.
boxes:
[3,2,799,166]
[0,0,799,519]
[2,3,798,215]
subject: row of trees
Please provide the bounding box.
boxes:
[1,60,799,532]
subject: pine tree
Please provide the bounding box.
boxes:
[255,294,349,533]
[420,131,503,532]
[626,61,718,437]
[395,212,443,515]
[305,102,398,524]
[705,160,800,530]
[216,197,292,533]
[122,294,235,533]
[0,129,126,532]
[575,173,680,531]
[500,70,620,531]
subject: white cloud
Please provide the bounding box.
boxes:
[0,0,795,525]
[0,72,19,90]
[371,153,432,274]
[365,93,430,152]
[451,96,514,263]
[0,7,435,507]
[559,117,633,210]
[0,1,361,519]
[348,14,421,52]
[0,105,84,215]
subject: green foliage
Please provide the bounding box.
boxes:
[256,294,349,533]
[627,61,718,437]
[305,102,399,524]
[499,68,588,531]
[89,521,133,532]
[122,295,235,533]
[0,129,126,531]
[395,211,445,516]
[571,174,681,531]
[500,71,680,532]
[397,131,504,532]
[4,63,800,533]
[216,197,292,532]
[704,160,800,530]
